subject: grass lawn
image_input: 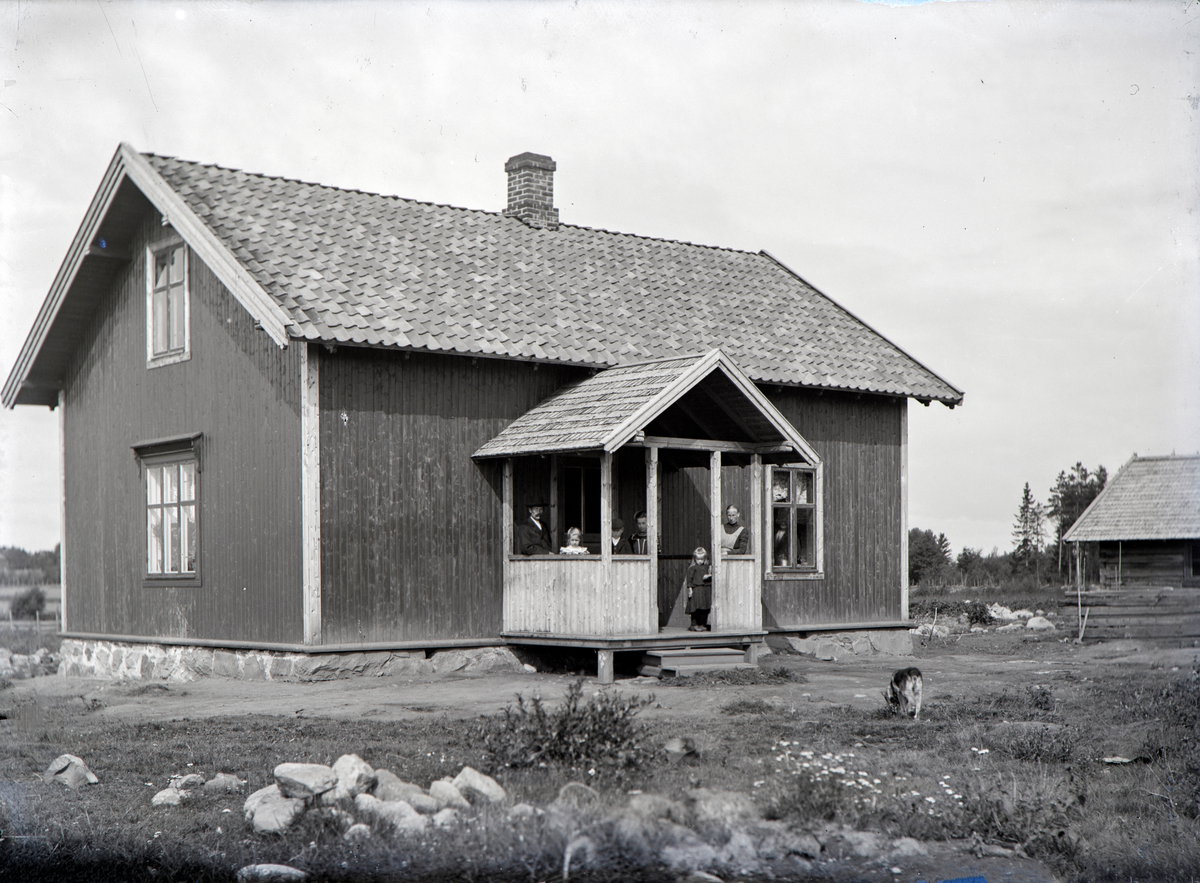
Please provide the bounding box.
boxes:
[1,628,1198,882]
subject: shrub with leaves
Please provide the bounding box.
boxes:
[472,679,657,777]
[8,586,45,620]
[965,600,994,625]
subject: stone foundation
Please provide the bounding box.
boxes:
[774,629,913,661]
[56,639,527,682]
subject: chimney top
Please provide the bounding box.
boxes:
[504,152,559,230]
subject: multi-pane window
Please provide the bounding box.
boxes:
[770,466,817,570]
[148,243,189,364]
[146,458,198,576]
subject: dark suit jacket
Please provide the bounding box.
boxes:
[612,535,634,555]
[515,518,553,555]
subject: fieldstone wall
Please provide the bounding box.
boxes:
[56,639,527,682]
[779,629,913,661]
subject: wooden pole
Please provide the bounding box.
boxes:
[710,449,722,630]
[549,453,558,548]
[646,446,659,634]
[502,459,514,634]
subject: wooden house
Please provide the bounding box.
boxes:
[2,145,962,680]
[1062,454,1200,640]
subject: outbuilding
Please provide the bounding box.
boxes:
[3,145,962,679]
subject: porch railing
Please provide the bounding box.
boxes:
[504,556,655,637]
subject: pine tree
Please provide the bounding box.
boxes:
[1047,462,1107,581]
[1012,483,1046,580]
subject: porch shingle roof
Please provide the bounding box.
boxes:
[475,354,706,458]
[143,153,962,403]
[1064,455,1200,542]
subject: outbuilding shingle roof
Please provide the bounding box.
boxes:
[1064,455,1200,542]
[143,153,962,403]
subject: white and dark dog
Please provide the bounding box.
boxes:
[884,667,923,720]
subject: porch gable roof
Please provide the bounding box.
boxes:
[473,349,819,463]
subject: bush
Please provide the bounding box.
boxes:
[965,600,994,625]
[9,586,45,620]
[471,679,657,777]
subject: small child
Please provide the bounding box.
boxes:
[684,546,712,631]
[559,527,589,554]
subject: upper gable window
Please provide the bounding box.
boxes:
[146,242,190,366]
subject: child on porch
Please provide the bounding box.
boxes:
[559,527,589,554]
[685,546,712,631]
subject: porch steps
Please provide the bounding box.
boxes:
[639,647,754,678]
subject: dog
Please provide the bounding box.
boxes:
[884,667,923,720]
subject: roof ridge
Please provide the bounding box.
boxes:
[141,151,766,259]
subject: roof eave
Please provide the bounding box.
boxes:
[2,144,294,409]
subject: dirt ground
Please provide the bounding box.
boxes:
[3,630,1198,883]
[10,630,1198,727]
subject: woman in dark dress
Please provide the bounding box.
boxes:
[684,546,712,631]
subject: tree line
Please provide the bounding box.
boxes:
[910,461,1107,588]
[0,545,61,586]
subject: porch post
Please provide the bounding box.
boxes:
[646,446,659,634]
[599,451,615,683]
[710,449,722,624]
[750,453,763,563]
[502,459,513,631]
[549,453,558,547]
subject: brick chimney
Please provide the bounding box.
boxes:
[504,152,559,229]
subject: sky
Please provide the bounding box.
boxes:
[1,0,1197,558]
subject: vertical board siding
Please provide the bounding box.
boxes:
[762,389,904,627]
[712,557,761,631]
[62,210,304,642]
[319,349,585,644]
[505,558,653,636]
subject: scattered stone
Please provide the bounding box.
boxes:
[912,623,950,638]
[244,784,306,834]
[432,807,459,827]
[43,754,99,789]
[428,778,470,810]
[682,873,724,883]
[236,864,309,881]
[1026,616,1056,631]
[628,792,688,825]
[452,765,506,803]
[553,781,600,810]
[204,772,247,794]
[664,736,699,763]
[373,769,426,803]
[522,663,537,673]
[996,622,1024,632]
[988,603,1018,621]
[274,762,337,799]
[152,787,183,806]
[889,836,928,857]
[170,773,206,791]
[354,793,429,833]
[686,788,759,826]
[1013,609,1034,620]
[508,802,542,821]
[838,830,885,859]
[343,822,372,843]
[325,754,375,801]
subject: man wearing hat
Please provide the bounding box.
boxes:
[515,502,554,555]
[611,517,633,555]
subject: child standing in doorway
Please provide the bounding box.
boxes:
[685,546,712,631]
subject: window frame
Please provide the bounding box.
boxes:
[145,238,191,368]
[765,462,824,579]
[134,434,202,587]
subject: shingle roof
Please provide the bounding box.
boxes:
[142,152,962,403]
[1064,455,1200,542]
[473,349,816,459]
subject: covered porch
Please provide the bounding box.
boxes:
[474,350,821,683]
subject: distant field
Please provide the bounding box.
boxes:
[0,583,62,619]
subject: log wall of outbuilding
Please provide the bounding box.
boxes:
[62,211,305,642]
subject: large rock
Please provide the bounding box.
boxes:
[553,781,600,811]
[453,766,506,803]
[152,787,184,806]
[373,770,427,803]
[628,792,688,825]
[43,754,99,789]
[324,754,375,801]
[236,864,309,881]
[244,785,306,834]
[274,762,337,799]
[354,793,428,833]
[686,788,760,826]
[204,772,247,794]
[1026,616,1056,631]
[429,778,470,810]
